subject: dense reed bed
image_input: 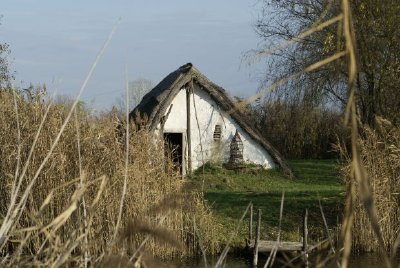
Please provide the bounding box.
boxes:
[0,88,218,267]
[346,118,400,253]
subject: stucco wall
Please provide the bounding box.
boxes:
[161,85,276,171]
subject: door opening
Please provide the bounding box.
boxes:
[164,132,183,174]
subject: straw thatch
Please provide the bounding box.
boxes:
[130,63,292,177]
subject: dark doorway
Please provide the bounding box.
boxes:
[164,132,183,173]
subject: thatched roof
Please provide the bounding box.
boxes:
[130,63,292,177]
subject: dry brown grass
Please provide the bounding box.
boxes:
[0,88,218,267]
[344,118,400,254]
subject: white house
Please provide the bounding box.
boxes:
[130,63,292,176]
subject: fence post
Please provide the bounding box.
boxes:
[249,203,253,242]
[303,209,309,268]
[253,209,261,267]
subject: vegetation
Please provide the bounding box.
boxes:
[253,101,348,159]
[115,77,153,114]
[249,0,400,161]
[1,0,399,266]
[253,0,400,127]
[189,160,344,247]
[249,1,400,264]
[0,88,217,267]
[346,118,400,253]
[0,39,11,89]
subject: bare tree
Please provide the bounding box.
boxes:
[0,17,11,89]
[116,78,153,114]
[252,0,400,126]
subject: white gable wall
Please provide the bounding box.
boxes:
[161,85,276,171]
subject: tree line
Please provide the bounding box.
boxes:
[247,0,399,159]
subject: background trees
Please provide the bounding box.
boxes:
[0,18,11,89]
[254,0,400,126]
[253,100,345,159]
[252,1,400,255]
[250,0,400,159]
[0,42,10,89]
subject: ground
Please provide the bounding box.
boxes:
[189,159,345,248]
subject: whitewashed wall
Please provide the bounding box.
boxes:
[160,85,276,171]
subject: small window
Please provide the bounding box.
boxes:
[213,125,222,141]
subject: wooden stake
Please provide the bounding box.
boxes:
[303,209,309,268]
[249,203,253,242]
[253,209,261,267]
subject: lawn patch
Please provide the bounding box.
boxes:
[189,160,345,247]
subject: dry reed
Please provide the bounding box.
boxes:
[344,118,400,254]
[0,88,218,267]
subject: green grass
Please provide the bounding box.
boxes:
[189,159,345,247]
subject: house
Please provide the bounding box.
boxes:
[130,63,292,177]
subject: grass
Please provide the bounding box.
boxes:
[189,159,345,247]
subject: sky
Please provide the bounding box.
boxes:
[1,0,266,111]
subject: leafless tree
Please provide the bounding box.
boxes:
[252,0,400,126]
[116,78,153,114]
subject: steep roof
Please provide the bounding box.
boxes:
[130,63,293,177]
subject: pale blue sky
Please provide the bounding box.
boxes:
[2,0,266,111]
